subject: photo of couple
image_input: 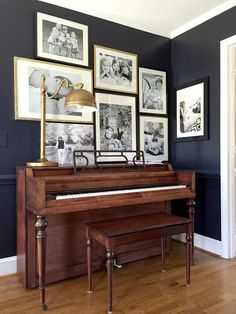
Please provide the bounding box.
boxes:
[45,123,94,165]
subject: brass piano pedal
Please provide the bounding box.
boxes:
[114,259,122,269]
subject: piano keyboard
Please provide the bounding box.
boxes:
[56,184,187,200]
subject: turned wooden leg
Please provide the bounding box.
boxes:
[185,232,192,286]
[187,198,195,265]
[107,250,114,314]
[35,215,48,310]
[161,237,166,272]
[87,235,93,293]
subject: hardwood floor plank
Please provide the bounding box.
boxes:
[1,242,235,313]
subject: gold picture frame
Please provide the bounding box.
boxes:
[94,45,138,94]
[14,57,93,123]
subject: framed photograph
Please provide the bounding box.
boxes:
[95,93,136,155]
[37,12,88,66]
[139,115,168,163]
[139,67,167,115]
[176,77,208,141]
[94,45,138,94]
[14,57,93,123]
[46,122,95,165]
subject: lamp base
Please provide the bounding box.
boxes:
[26,158,58,167]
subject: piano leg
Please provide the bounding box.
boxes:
[187,198,195,265]
[106,250,114,314]
[35,215,48,310]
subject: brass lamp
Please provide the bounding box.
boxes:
[26,75,96,167]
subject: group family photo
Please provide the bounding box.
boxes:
[94,45,138,94]
[37,13,88,66]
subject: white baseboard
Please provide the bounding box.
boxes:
[173,233,222,256]
[0,256,16,276]
[0,235,223,277]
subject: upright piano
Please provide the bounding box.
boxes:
[17,162,195,290]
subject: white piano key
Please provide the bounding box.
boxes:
[56,185,187,200]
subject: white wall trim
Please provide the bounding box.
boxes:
[40,0,236,39]
[173,233,222,257]
[0,256,17,276]
[220,35,236,258]
[171,1,236,38]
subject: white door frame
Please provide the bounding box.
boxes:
[220,35,236,258]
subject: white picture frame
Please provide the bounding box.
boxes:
[37,12,88,67]
[139,115,168,163]
[139,67,167,115]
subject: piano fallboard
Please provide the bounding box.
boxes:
[42,187,194,215]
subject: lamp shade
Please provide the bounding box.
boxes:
[65,84,96,113]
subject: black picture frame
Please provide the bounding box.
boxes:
[175,77,208,141]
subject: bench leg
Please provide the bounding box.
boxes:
[107,250,114,314]
[87,237,93,293]
[161,237,166,272]
[186,233,192,286]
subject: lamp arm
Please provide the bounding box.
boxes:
[48,78,71,100]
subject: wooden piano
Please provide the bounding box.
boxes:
[17,156,195,306]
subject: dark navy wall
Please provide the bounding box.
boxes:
[0,0,171,258]
[171,7,236,240]
[2,0,236,259]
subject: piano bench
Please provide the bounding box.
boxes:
[86,212,193,314]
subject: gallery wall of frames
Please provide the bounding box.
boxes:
[14,11,171,166]
[0,0,171,259]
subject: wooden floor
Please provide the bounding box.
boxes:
[1,242,236,314]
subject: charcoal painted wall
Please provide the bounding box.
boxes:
[0,0,171,258]
[171,7,236,241]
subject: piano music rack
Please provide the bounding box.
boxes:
[73,150,145,173]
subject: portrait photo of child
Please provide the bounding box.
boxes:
[139,67,167,115]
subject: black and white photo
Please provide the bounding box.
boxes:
[14,57,93,123]
[139,67,167,115]
[46,122,94,165]
[139,116,168,163]
[95,93,136,155]
[176,77,208,141]
[94,45,138,94]
[37,12,88,66]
